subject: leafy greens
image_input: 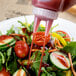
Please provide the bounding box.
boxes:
[62,42,76,55]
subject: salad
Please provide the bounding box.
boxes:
[0,18,76,76]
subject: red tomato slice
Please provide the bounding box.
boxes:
[0,68,10,76]
[56,30,70,42]
[33,32,50,46]
[14,41,29,58]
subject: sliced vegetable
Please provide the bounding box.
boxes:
[50,52,70,70]
[55,38,63,48]
[13,69,26,76]
[0,40,16,50]
[52,32,67,46]
[0,35,15,47]
[48,48,58,53]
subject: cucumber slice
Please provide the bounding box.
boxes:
[0,36,15,47]
[50,52,70,70]
[0,40,16,50]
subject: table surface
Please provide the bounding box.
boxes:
[0,0,76,23]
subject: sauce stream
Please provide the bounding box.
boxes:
[28,16,53,76]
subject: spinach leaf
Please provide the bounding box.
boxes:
[41,72,47,76]
[6,52,18,74]
[46,67,56,72]
[0,62,3,71]
[0,52,5,71]
[6,25,15,35]
[14,36,22,40]
[56,71,66,76]
[0,52,5,64]
[30,51,38,61]
[0,53,6,71]
[72,55,76,62]
[7,48,12,58]
[73,61,76,71]
[31,51,41,76]
[41,67,52,76]
[31,51,49,76]
[6,48,12,69]
[62,42,76,55]
[41,67,56,76]
[25,33,32,44]
[42,51,49,63]
[5,48,18,74]
[0,48,18,74]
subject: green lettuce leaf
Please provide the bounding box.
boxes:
[62,42,76,55]
[31,51,49,76]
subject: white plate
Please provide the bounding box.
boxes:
[0,15,76,41]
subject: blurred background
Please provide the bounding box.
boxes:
[0,0,76,23]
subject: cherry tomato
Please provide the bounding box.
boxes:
[0,68,10,76]
[56,30,70,42]
[33,32,50,46]
[14,41,29,58]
